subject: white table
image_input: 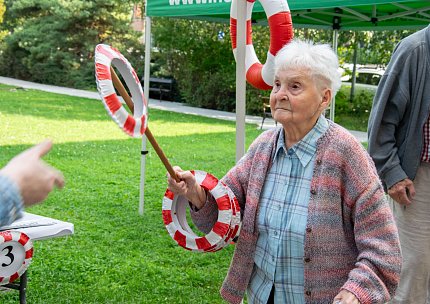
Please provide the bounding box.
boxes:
[0,212,74,303]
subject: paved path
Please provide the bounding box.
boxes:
[0,76,367,142]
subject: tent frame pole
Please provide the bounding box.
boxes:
[139,15,151,215]
[235,0,247,162]
[329,28,339,122]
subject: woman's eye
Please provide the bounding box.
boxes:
[272,81,281,92]
[290,83,301,91]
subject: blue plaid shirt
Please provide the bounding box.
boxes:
[0,175,23,227]
[247,116,328,304]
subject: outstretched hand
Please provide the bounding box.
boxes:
[1,140,65,206]
[167,166,206,209]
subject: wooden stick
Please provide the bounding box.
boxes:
[110,67,134,113]
[110,67,180,182]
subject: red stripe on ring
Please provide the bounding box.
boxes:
[95,63,111,81]
[140,115,146,135]
[123,115,136,135]
[10,273,19,283]
[268,12,293,55]
[230,18,253,50]
[162,210,173,225]
[216,194,232,211]
[196,237,211,250]
[201,174,219,191]
[246,63,272,90]
[212,222,230,237]
[230,18,237,50]
[18,233,29,246]
[25,248,33,259]
[173,231,187,248]
[96,44,115,60]
[165,189,175,201]
[2,231,12,242]
[104,93,122,114]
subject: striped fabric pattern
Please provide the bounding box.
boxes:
[191,120,401,304]
[0,175,23,227]
[248,117,327,304]
[421,114,430,162]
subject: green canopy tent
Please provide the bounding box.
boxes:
[138,0,430,213]
[147,0,429,30]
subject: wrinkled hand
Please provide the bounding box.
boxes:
[333,290,360,304]
[167,166,206,209]
[0,140,64,206]
[388,178,415,206]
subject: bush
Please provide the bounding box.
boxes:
[334,85,375,131]
[335,86,374,116]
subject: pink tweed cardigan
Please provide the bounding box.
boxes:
[192,121,401,304]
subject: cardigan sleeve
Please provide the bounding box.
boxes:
[340,142,401,303]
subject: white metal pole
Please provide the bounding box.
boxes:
[139,16,151,215]
[235,0,247,162]
[329,29,339,122]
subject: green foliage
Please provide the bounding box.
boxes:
[0,0,6,40]
[337,30,416,66]
[0,0,4,23]
[334,85,375,131]
[0,0,144,89]
[152,18,235,110]
[0,83,263,303]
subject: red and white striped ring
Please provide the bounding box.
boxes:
[95,44,148,137]
[230,0,294,90]
[162,171,241,252]
[206,185,241,252]
[0,231,33,285]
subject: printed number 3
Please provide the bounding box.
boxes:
[1,246,14,267]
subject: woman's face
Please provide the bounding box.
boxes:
[270,67,331,130]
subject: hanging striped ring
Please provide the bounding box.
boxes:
[230,0,294,90]
[162,171,241,252]
[0,231,33,285]
[94,44,148,137]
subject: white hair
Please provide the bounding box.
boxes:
[274,39,342,95]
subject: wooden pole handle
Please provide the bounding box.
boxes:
[110,67,134,113]
[110,66,180,182]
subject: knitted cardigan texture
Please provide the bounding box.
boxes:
[192,122,401,304]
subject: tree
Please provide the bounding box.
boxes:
[0,0,145,89]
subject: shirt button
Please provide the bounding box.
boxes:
[306,290,311,296]
[304,257,311,263]
[310,189,316,195]
[306,227,312,233]
[316,159,322,165]
[274,231,278,236]
[287,150,293,156]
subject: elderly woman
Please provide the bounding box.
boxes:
[167,40,401,304]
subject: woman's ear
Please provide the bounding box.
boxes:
[321,88,332,108]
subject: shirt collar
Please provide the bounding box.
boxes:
[274,115,329,167]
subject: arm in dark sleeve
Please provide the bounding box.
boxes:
[367,43,411,189]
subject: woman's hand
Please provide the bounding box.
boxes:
[167,166,206,209]
[333,290,360,304]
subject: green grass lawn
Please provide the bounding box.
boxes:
[0,84,263,303]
